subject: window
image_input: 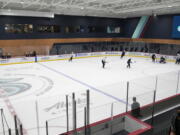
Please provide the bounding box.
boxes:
[87,26,106,33]
[65,26,70,33]
[68,26,75,33]
[74,26,80,33]
[88,26,96,33]
[5,24,33,33]
[79,26,85,33]
[64,26,76,33]
[37,25,60,33]
[107,26,121,33]
[64,26,85,33]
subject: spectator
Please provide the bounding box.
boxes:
[140,48,144,52]
[131,97,141,117]
[7,53,11,58]
[145,46,148,53]
[25,52,28,57]
[33,51,37,57]
[170,107,180,135]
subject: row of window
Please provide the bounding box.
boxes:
[4,24,121,34]
[5,24,33,33]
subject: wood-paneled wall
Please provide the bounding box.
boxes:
[131,38,180,45]
[0,38,180,56]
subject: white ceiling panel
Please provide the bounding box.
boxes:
[0,0,179,18]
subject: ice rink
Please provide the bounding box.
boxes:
[0,55,180,135]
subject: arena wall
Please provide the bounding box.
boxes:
[1,38,180,56]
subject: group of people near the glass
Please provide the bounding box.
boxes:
[0,53,11,59]
[25,51,37,57]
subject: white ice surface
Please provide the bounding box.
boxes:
[0,56,179,135]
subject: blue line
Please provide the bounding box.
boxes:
[38,63,128,105]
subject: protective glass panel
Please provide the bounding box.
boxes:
[156,71,178,101]
[127,90,154,119]
[9,98,38,135]
[39,90,86,135]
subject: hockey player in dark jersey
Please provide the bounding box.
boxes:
[176,53,180,64]
[121,50,126,59]
[127,58,132,68]
[175,57,180,64]
[69,55,73,62]
[151,54,156,62]
[102,57,107,68]
[159,56,166,64]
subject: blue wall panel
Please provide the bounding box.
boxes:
[143,15,178,39]
[0,14,179,40]
[172,16,180,38]
[122,18,139,38]
[0,15,139,39]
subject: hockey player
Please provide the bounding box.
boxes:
[102,57,107,68]
[176,52,180,64]
[159,56,166,64]
[175,57,180,64]
[69,55,73,62]
[121,50,126,59]
[151,54,156,62]
[127,58,132,68]
[177,58,180,64]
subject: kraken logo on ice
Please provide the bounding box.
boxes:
[0,78,31,96]
[0,73,54,97]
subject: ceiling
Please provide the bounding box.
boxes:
[0,0,180,18]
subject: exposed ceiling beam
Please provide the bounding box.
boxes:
[22,0,41,8]
[1,0,13,8]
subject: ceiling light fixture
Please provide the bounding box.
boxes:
[0,9,54,18]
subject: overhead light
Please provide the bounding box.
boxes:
[80,7,84,10]
[0,9,54,18]
[168,5,172,7]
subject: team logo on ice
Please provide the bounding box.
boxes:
[0,73,53,97]
[0,78,31,96]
